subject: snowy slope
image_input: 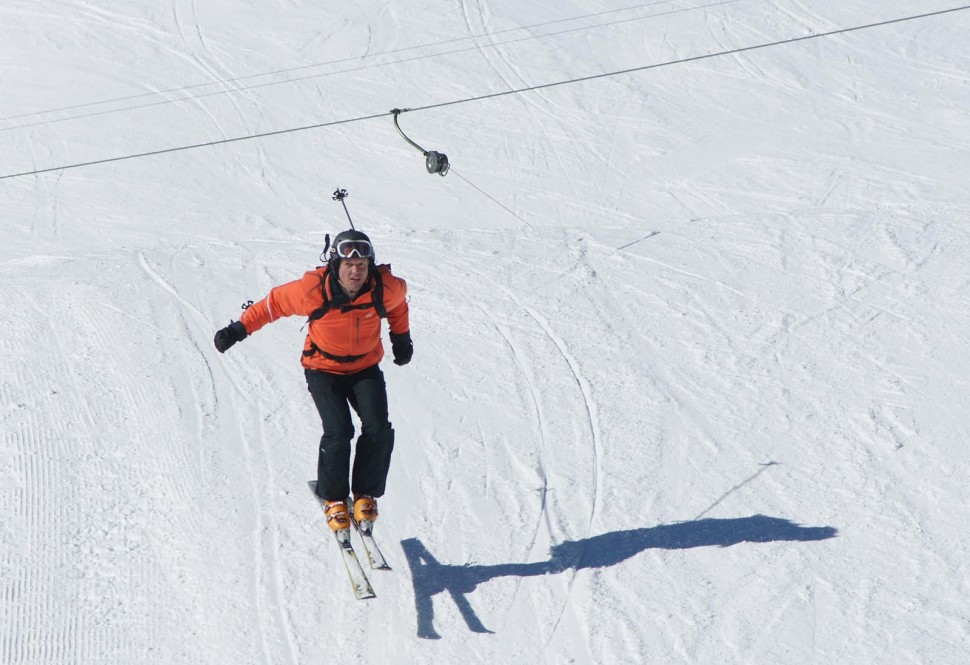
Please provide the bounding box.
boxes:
[2,1,969,663]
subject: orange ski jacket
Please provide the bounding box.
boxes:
[239,264,409,375]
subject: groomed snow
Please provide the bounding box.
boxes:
[2,1,969,662]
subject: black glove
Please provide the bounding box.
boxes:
[389,331,413,366]
[214,321,248,353]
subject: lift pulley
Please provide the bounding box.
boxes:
[390,108,450,176]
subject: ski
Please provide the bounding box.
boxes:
[333,528,377,600]
[308,482,376,600]
[351,516,392,571]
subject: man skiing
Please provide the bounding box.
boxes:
[212,229,412,535]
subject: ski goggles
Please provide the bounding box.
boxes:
[333,239,374,260]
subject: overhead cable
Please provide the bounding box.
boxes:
[0,0,718,124]
[1,5,966,181]
[0,0,742,133]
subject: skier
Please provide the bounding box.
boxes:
[212,229,412,534]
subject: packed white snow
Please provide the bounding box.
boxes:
[2,1,969,663]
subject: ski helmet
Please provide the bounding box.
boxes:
[328,229,375,271]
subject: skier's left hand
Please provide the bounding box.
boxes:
[390,331,413,366]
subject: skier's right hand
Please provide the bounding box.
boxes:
[214,321,248,353]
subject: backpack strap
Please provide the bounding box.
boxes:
[302,342,367,363]
[302,265,389,360]
[308,265,388,322]
[372,265,388,318]
[307,269,332,322]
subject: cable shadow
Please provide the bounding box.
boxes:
[401,514,837,639]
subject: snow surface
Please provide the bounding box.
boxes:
[2,0,969,663]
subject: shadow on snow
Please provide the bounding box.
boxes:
[401,514,837,639]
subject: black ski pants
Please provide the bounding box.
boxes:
[305,364,395,502]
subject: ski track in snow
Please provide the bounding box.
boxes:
[469,301,551,568]
[403,234,606,658]
[138,247,301,664]
[171,0,281,192]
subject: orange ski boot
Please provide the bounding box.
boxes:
[324,499,351,533]
[353,495,378,528]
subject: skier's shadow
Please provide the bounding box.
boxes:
[401,515,837,639]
